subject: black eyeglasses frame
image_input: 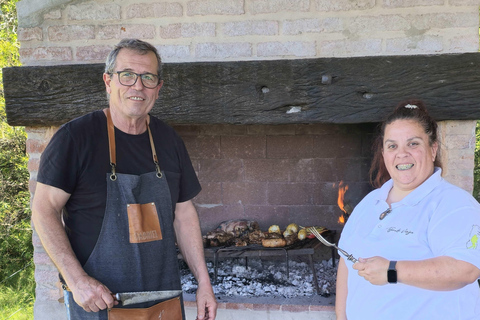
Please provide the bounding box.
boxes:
[110,71,161,89]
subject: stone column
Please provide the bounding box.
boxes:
[438,120,477,193]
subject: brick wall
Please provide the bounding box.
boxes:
[17,0,479,64]
[15,0,479,318]
[175,123,376,233]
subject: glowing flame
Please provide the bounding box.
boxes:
[337,180,349,224]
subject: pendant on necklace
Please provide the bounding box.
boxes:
[379,208,392,220]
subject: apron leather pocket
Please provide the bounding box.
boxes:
[108,296,182,320]
[127,203,163,243]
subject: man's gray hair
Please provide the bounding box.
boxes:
[104,39,162,79]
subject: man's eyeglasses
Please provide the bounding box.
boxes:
[111,71,160,89]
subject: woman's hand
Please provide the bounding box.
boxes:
[353,256,390,286]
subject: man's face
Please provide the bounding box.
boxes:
[103,48,162,121]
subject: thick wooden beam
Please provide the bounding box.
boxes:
[4,53,480,127]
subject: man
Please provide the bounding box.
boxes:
[32,39,217,319]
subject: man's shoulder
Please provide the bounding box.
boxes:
[149,115,179,137]
[62,110,105,131]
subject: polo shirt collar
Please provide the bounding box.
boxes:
[375,167,443,206]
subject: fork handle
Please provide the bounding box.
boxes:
[337,247,358,263]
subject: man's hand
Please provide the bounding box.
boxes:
[195,281,217,320]
[353,256,390,286]
[70,275,118,312]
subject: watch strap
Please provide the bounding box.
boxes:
[387,260,397,284]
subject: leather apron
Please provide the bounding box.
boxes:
[63,109,184,319]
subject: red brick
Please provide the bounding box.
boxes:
[34,267,59,289]
[187,0,244,15]
[199,124,247,135]
[310,304,336,312]
[195,42,252,59]
[18,27,43,41]
[34,250,53,266]
[222,182,268,205]
[194,182,222,204]
[246,158,315,182]
[159,23,181,39]
[286,205,340,230]
[28,158,40,172]
[195,205,225,233]
[290,159,316,182]
[250,0,310,14]
[182,136,221,159]
[76,45,111,61]
[266,135,314,158]
[222,204,248,220]
[29,179,38,195]
[48,25,94,41]
[221,136,266,159]
[281,304,310,312]
[295,123,343,135]
[313,182,339,206]
[312,134,363,158]
[198,159,243,182]
[173,125,201,136]
[184,300,196,308]
[252,303,281,311]
[225,302,253,310]
[97,24,155,40]
[26,138,49,154]
[67,3,120,20]
[20,47,73,61]
[267,182,316,205]
[125,3,183,18]
[195,204,246,232]
[244,159,290,182]
[243,205,290,230]
[32,231,42,247]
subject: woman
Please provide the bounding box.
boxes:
[336,100,480,319]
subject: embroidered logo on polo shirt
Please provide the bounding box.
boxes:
[386,227,414,235]
[466,225,479,250]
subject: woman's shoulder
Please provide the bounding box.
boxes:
[432,179,480,210]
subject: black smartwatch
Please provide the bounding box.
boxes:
[387,260,397,284]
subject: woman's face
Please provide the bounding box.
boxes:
[382,119,438,193]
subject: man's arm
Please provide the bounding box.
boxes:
[174,200,217,320]
[31,182,116,312]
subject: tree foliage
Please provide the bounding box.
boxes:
[474,122,480,202]
[0,0,32,287]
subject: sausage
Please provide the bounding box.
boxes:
[262,238,287,248]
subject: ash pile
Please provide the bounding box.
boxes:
[180,258,338,298]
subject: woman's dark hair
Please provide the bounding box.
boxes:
[369,99,442,188]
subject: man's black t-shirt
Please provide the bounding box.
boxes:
[37,110,201,265]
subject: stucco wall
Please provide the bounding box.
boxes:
[14,0,479,318]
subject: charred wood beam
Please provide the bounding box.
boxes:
[3,53,480,127]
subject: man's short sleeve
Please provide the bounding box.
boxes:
[37,126,78,194]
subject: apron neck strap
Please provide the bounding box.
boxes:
[105,109,162,180]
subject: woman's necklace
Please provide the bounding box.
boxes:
[379,208,392,220]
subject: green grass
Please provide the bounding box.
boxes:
[0,263,35,320]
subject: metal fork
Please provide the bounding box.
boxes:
[308,227,358,263]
